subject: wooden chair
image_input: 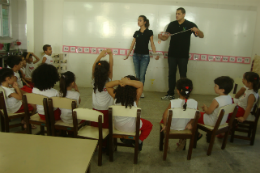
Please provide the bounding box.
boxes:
[0,89,27,133]
[22,93,51,136]
[159,108,200,160]
[230,78,243,98]
[47,97,80,137]
[108,105,141,164]
[72,108,110,166]
[194,104,238,156]
[230,104,260,145]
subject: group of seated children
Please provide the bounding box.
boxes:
[0,46,259,152]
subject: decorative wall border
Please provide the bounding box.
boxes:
[63,45,251,64]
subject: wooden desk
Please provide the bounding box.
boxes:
[0,132,97,173]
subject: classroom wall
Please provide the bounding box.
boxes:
[28,0,260,95]
[0,0,27,50]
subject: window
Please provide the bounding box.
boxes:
[0,0,10,37]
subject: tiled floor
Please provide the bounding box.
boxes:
[1,87,260,173]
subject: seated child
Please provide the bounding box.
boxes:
[91,49,114,128]
[19,56,33,93]
[59,71,81,124]
[106,76,153,151]
[41,44,53,65]
[199,76,234,126]
[32,64,60,120]
[161,78,199,150]
[232,72,259,122]
[0,68,36,127]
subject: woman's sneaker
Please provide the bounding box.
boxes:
[161,95,175,100]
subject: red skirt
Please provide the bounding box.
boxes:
[16,104,34,113]
[21,85,33,93]
[227,106,245,122]
[90,109,109,129]
[38,108,61,121]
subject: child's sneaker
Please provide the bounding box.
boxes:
[141,93,145,98]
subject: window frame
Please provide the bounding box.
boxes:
[0,0,11,38]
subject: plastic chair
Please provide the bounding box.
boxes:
[72,108,110,166]
[108,105,141,164]
[194,104,238,156]
[22,93,51,135]
[159,108,200,160]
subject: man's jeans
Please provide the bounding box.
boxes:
[167,57,189,95]
[133,53,150,85]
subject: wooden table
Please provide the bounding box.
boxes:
[0,132,97,173]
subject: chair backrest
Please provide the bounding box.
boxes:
[232,78,243,95]
[214,104,238,130]
[73,108,103,123]
[109,105,141,117]
[0,87,6,100]
[168,108,197,119]
[50,96,76,109]
[24,93,48,105]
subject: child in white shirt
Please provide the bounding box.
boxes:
[161,78,199,150]
[19,56,33,93]
[91,49,114,128]
[23,52,40,79]
[32,64,60,120]
[199,76,234,139]
[106,76,153,151]
[41,44,53,65]
[232,72,259,122]
[59,71,81,124]
[0,68,36,127]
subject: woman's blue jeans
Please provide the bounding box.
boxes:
[133,53,150,85]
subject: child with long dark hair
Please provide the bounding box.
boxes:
[32,64,60,120]
[160,78,199,150]
[91,49,114,128]
[106,75,153,151]
[125,15,159,98]
[59,71,81,124]
[232,72,259,122]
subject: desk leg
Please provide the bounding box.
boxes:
[86,164,90,173]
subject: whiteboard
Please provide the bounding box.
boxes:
[63,2,256,57]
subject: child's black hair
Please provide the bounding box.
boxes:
[214,76,234,95]
[114,75,138,108]
[93,60,110,93]
[176,78,193,111]
[32,64,59,91]
[244,72,260,93]
[60,71,75,97]
[43,44,51,52]
[6,55,22,68]
[0,68,14,83]
[22,52,32,60]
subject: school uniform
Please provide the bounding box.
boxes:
[1,86,33,113]
[25,62,35,78]
[232,86,259,121]
[91,79,114,128]
[42,54,54,65]
[60,91,80,124]
[199,95,233,126]
[160,98,198,130]
[32,87,60,120]
[114,100,153,141]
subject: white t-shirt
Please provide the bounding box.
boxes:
[14,71,23,88]
[170,98,198,130]
[1,86,22,113]
[92,79,114,110]
[42,54,53,65]
[25,62,35,78]
[20,67,26,76]
[32,87,59,115]
[60,91,80,124]
[236,86,259,111]
[114,100,143,133]
[203,95,233,126]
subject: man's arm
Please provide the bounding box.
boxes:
[191,27,204,38]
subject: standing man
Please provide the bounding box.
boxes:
[159,7,204,100]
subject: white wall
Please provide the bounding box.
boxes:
[29,0,260,95]
[0,0,27,50]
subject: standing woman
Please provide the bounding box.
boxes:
[125,15,159,98]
